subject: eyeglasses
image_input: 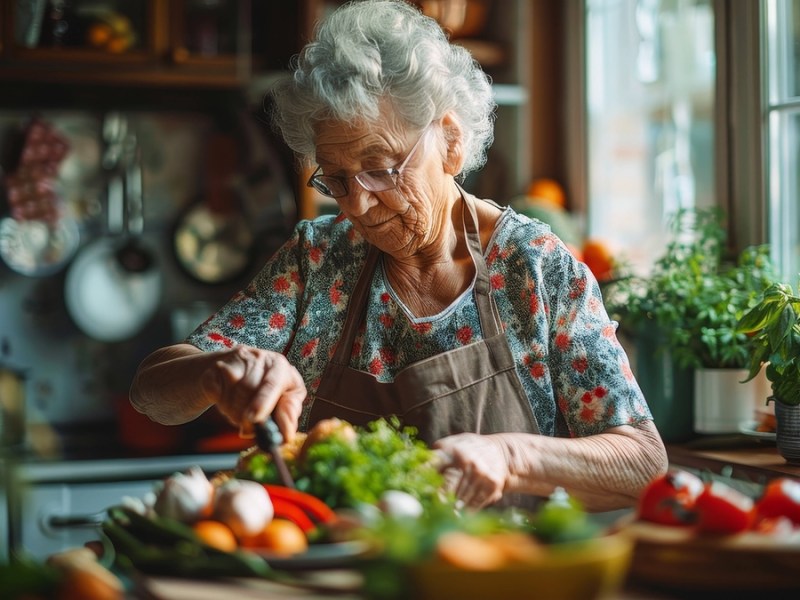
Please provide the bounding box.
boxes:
[307,125,431,199]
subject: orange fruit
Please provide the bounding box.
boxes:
[57,567,123,600]
[87,23,113,48]
[253,518,308,555]
[582,238,615,282]
[192,519,238,552]
[527,178,567,209]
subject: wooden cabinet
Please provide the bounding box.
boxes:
[0,0,302,89]
[0,1,531,217]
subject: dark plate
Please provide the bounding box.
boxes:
[253,540,371,570]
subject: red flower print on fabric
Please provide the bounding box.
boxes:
[594,386,608,398]
[531,235,557,252]
[572,356,588,373]
[380,292,391,303]
[602,324,616,339]
[301,338,318,358]
[487,245,500,265]
[569,276,586,299]
[273,276,290,293]
[490,273,505,290]
[369,357,383,375]
[412,322,432,334]
[555,332,570,351]
[529,292,539,314]
[581,391,593,403]
[530,362,546,378]
[309,246,323,264]
[580,405,601,422]
[208,332,233,348]
[330,279,344,305]
[456,326,473,345]
[379,347,396,364]
[622,362,634,381]
[379,313,394,328]
[229,314,245,329]
[269,313,286,329]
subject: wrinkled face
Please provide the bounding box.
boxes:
[313,115,451,258]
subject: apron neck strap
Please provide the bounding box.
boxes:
[458,185,502,338]
[331,184,503,366]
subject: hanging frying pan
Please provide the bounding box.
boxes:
[172,131,255,285]
[65,129,162,342]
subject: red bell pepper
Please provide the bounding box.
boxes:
[263,485,337,525]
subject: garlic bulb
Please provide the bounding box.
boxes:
[378,490,424,519]
[213,479,274,539]
[153,466,214,523]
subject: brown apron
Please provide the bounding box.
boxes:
[309,192,539,444]
[309,190,541,506]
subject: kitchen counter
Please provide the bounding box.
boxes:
[666,437,800,484]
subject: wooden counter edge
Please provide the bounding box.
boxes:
[666,442,800,484]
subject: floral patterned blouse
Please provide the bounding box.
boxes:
[187,206,652,437]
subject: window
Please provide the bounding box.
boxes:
[579,0,800,282]
[584,0,716,275]
[765,0,800,282]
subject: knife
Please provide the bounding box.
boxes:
[254,417,296,489]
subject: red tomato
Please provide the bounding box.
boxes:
[637,469,704,526]
[694,481,754,534]
[754,477,800,526]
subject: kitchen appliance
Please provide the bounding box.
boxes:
[5,453,237,560]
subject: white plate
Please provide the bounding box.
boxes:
[738,421,777,441]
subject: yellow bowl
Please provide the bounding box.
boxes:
[407,533,633,600]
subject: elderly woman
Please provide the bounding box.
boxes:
[131,0,667,511]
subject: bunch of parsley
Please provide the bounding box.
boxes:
[241,418,448,511]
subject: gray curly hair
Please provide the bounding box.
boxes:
[269,0,496,178]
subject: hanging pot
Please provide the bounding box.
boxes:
[65,142,162,343]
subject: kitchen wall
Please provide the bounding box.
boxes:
[0,108,296,448]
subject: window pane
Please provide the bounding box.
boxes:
[766,0,800,283]
[585,0,716,274]
[768,109,800,283]
[787,0,800,98]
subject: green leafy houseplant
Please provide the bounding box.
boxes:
[736,282,800,406]
[604,208,777,369]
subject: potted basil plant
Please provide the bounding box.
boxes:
[604,208,776,439]
[737,282,800,463]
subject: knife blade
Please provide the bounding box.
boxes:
[254,417,295,489]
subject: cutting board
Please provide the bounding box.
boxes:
[139,571,362,600]
[622,519,800,592]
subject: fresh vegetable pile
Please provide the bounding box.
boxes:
[238,417,448,511]
[636,468,800,535]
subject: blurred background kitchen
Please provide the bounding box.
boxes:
[1,0,798,560]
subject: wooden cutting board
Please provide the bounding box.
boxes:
[137,571,363,600]
[622,519,800,592]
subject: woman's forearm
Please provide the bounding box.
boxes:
[129,343,225,425]
[502,421,668,511]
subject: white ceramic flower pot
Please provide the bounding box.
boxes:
[693,368,770,434]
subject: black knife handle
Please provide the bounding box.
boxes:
[256,416,283,449]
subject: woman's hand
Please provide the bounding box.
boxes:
[433,433,511,509]
[200,345,307,442]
